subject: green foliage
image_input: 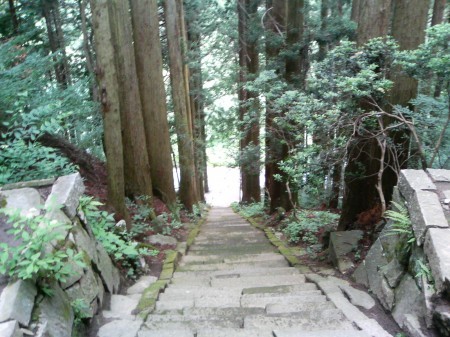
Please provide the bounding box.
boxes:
[0,206,85,285]
[282,210,340,245]
[384,201,415,245]
[232,202,266,218]
[414,259,433,284]
[0,139,76,185]
[78,196,158,278]
[71,298,91,325]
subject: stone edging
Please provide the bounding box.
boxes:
[135,212,209,319]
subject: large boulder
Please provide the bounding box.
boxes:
[45,173,84,219]
[329,230,363,273]
[0,280,37,326]
[424,228,450,294]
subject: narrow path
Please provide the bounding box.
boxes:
[97,207,389,337]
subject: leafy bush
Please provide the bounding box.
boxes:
[0,206,85,285]
[384,201,415,244]
[78,196,158,278]
[0,139,76,185]
[282,210,340,245]
[232,202,266,218]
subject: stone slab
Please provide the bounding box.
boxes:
[424,228,450,293]
[241,293,327,308]
[339,285,375,310]
[97,319,142,337]
[392,275,425,328]
[45,173,84,219]
[0,188,42,218]
[266,302,335,315]
[197,328,272,337]
[427,169,450,182]
[103,294,140,320]
[138,330,193,337]
[0,280,37,326]
[127,276,158,295]
[273,329,369,337]
[0,320,23,337]
[211,275,305,288]
[0,178,55,191]
[398,170,436,195]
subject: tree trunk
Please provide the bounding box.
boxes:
[8,0,19,35]
[264,0,291,212]
[108,0,154,200]
[381,0,429,202]
[338,0,391,230]
[130,0,177,207]
[318,0,329,61]
[431,0,447,26]
[89,0,129,223]
[185,0,207,201]
[351,0,360,23]
[164,0,199,211]
[286,0,306,88]
[238,0,261,204]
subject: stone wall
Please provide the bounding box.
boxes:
[0,173,121,337]
[352,169,450,337]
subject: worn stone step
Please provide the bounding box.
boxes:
[142,318,241,331]
[102,294,141,320]
[172,267,300,279]
[137,330,193,337]
[242,283,318,295]
[272,329,370,337]
[161,287,243,299]
[211,275,305,288]
[181,253,284,264]
[266,301,336,314]
[241,293,327,308]
[196,328,273,337]
[155,298,194,311]
[177,260,286,272]
[244,311,352,330]
[97,319,143,337]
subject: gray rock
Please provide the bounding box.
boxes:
[381,259,404,288]
[421,275,435,328]
[37,283,74,337]
[398,170,436,197]
[138,330,194,337]
[0,178,55,191]
[364,239,388,306]
[95,244,120,293]
[329,230,363,273]
[433,304,450,337]
[407,190,448,245]
[0,320,23,337]
[65,267,100,317]
[97,319,142,337]
[148,234,177,246]
[427,169,450,182]
[95,273,105,307]
[127,276,158,295]
[380,278,395,310]
[339,285,375,310]
[0,188,42,218]
[352,262,369,288]
[392,274,425,328]
[103,294,141,320]
[59,258,84,289]
[42,208,72,243]
[424,228,450,294]
[71,222,98,264]
[0,279,37,326]
[45,173,84,219]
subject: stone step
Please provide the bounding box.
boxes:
[161,287,243,298]
[210,274,305,288]
[266,301,336,314]
[177,260,286,272]
[196,328,273,337]
[137,329,193,337]
[172,267,300,279]
[102,294,141,320]
[242,283,318,295]
[181,252,284,264]
[97,319,143,337]
[272,329,370,337]
[142,318,241,331]
[155,298,194,311]
[244,312,352,330]
[241,293,327,308]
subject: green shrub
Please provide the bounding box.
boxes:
[78,196,158,278]
[282,210,340,245]
[0,206,85,285]
[384,201,415,246]
[232,202,266,218]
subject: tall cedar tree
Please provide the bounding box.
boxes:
[108,0,154,200]
[90,0,130,224]
[164,0,199,211]
[238,0,261,203]
[130,0,177,207]
[338,0,392,230]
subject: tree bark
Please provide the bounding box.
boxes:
[239,0,261,204]
[130,0,177,207]
[431,0,447,26]
[108,0,154,200]
[8,0,19,35]
[164,0,199,211]
[338,0,392,230]
[286,0,306,88]
[89,0,129,223]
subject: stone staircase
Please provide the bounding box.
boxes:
[97,207,390,337]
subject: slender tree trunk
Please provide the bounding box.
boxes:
[239,0,261,204]
[130,0,177,207]
[351,0,360,23]
[8,0,19,35]
[318,0,329,61]
[431,0,447,26]
[79,0,98,101]
[185,0,207,201]
[108,0,154,200]
[164,0,199,211]
[338,0,391,230]
[89,0,129,224]
[286,0,306,88]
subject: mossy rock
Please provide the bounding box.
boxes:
[136,279,169,318]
